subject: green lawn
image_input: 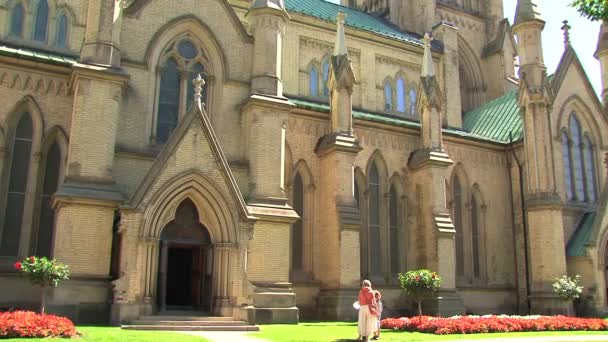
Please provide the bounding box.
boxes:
[2,326,210,341]
[250,322,608,342]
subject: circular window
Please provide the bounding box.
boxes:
[178,40,198,59]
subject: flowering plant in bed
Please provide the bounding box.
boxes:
[380,315,608,335]
[14,256,70,314]
[398,269,441,320]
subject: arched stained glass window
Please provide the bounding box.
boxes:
[471,196,480,279]
[155,38,211,144]
[187,63,205,110]
[570,115,585,201]
[453,177,465,278]
[322,60,330,97]
[410,88,417,115]
[562,132,573,201]
[36,142,61,257]
[309,66,319,97]
[389,186,400,276]
[1,114,33,256]
[10,3,25,37]
[33,0,49,42]
[56,13,68,48]
[384,83,393,111]
[396,78,406,113]
[291,173,304,272]
[583,136,597,202]
[368,163,381,275]
[156,58,180,143]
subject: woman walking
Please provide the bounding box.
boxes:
[357,280,378,341]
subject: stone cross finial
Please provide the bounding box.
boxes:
[561,20,571,47]
[421,33,435,78]
[193,74,205,111]
[334,11,348,56]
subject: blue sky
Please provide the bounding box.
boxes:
[326,0,602,95]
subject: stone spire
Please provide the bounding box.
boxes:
[326,12,357,135]
[561,20,571,48]
[334,12,348,56]
[421,33,435,78]
[193,74,206,112]
[514,0,543,27]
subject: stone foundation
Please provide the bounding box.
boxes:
[246,283,299,324]
[317,288,359,321]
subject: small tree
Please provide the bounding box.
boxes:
[398,269,441,321]
[553,274,584,301]
[14,257,70,314]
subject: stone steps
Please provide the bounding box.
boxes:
[122,315,259,332]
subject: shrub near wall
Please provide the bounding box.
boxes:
[0,311,77,338]
[381,315,608,335]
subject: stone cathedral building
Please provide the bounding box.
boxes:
[0,0,608,324]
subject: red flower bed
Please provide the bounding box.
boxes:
[380,315,608,335]
[0,311,77,338]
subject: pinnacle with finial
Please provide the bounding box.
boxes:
[334,11,348,56]
[193,74,205,111]
[561,20,571,47]
[421,33,435,78]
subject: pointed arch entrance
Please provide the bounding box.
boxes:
[157,199,213,312]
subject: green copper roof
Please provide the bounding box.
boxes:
[462,89,523,144]
[288,97,507,145]
[284,0,426,48]
[0,44,77,66]
[566,212,596,257]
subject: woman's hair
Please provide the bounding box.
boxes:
[362,279,372,288]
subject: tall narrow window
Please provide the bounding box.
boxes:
[570,115,585,201]
[56,13,68,48]
[562,132,573,201]
[384,83,393,111]
[1,114,33,256]
[156,58,180,143]
[471,196,480,279]
[410,88,417,115]
[396,78,406,113]
[368,164,381,275]
[389,186,400,276]
[583,136,597,202]
[354,180,360,209]
[155,38,211,144]
[36,142,60,257]
[33,0,49,42]
[10,3,25,38]
[291,173,304,272]
[322,59,330,97]
[453,177,465,279]
[309,66,319,97]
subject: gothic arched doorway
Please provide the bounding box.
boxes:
[157,199,213,312]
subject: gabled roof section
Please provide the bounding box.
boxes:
[128,103,255,221]
[566,212,597,257]
[551,46,603,114]
[463,89,523,143]
[284,0,439,50]
[482,19,518,59]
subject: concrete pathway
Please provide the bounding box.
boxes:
[180,332,608,342]
[181,331,268,342]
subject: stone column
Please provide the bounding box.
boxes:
[81,0,123,66]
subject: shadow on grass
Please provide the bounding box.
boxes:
[333,340,360,342]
